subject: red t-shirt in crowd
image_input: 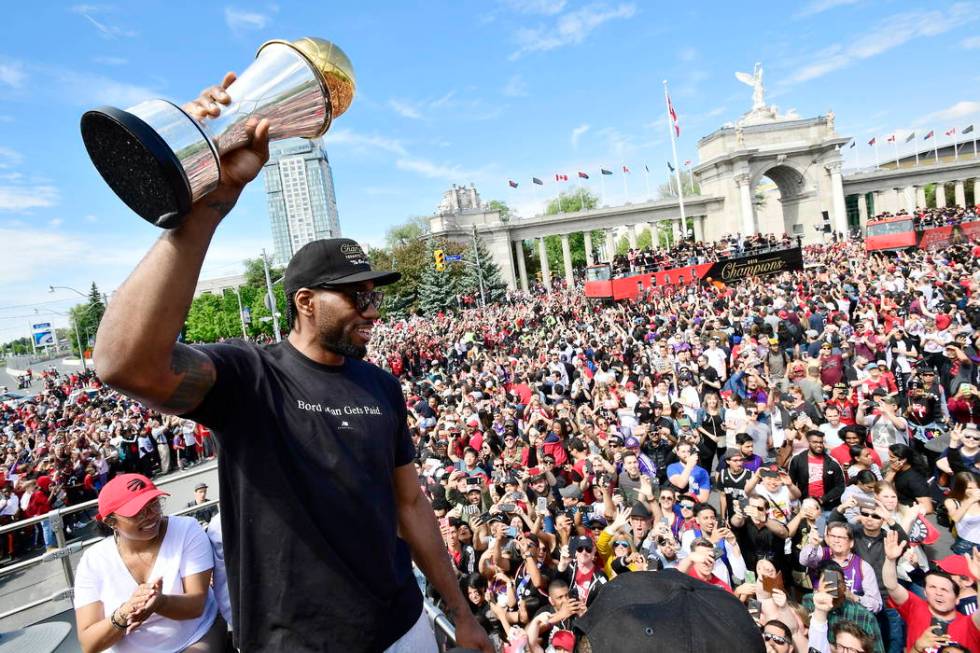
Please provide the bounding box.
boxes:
[807,455,825,498]
[894,592,980,652]
[685,567,733,593]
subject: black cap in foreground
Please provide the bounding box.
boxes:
[574,569,764,653]
[284,238,401,297]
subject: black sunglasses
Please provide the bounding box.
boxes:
[763,633,789,646]
[321,286,384,313]
[859,511,881,519]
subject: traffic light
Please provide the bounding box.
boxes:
[434,249,445,271]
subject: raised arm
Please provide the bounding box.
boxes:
[94,75,270,415]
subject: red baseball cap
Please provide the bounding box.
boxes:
[551,630,575,651]
[96,473,169,521]
[938,554,975,580]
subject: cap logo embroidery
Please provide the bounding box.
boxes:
[126,478,146,492]
[340,242,368,266]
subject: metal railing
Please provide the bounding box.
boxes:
[0,462,218,625]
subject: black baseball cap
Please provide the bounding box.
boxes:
[574,569,764,653]
[284,238,401,297]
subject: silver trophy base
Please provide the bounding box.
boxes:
[80,100,219,229]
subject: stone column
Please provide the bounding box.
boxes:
[735,173,755,236]
[915,186,926,210]
[872,191,883,216]
[584,230,594,266]
[673,218,684,243]
[560,234,574,286]
[857,193,868,224]
[538,237,551,290]
[954,179,966,207]
[892,188,904,214]
[605,228,616,262]
[627,224,638,249]
[514,239,529,292]
[902,186,915,215]
[693,215,704,241]
[826,162,848,235]
[973,179,980,206]
[936,183,947,208]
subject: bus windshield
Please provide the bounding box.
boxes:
[586,264,611,281]
[867,219,913,237]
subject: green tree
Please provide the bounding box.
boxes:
[243,256,285,290]
[532,189,605,277]
[545,187,598,214]
[657,169,700,199]
[462,232,507,304]
[486,199,512,222]
[418,240,462,315]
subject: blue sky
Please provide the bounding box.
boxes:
[2,1,980,340]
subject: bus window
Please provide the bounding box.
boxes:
[866,219,913,237]
[586,265,611,281]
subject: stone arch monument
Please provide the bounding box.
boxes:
[693,63,851,241]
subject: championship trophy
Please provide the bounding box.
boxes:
[79,37,354,229]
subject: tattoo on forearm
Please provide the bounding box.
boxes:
[160,345,215,413]
[205,199,235,218]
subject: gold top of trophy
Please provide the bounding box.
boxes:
[258,37,356,121]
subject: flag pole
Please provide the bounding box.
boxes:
[622,168,630,203]
[913,137,919,167]
[953,130,960,161]
[933,129,939,163]
[873,139,880,169]
[599,169,606,206]
[892,138,899,168]
[663,80,687,232]
[556,178,563,213]
[644,166,652,200]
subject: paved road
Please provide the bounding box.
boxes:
[0,462,219,630]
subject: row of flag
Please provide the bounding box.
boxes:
[862,124,975,147]
[506,160,693,188]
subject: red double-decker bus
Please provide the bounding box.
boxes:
[865,215,980,252]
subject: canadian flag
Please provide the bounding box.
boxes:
[555,173,568,182]
[886,134,895,142]
[667,93,680,137]
[622,165,630,173]
[868,137,876,146]
[946,127,957,137]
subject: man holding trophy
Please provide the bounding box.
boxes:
[85,38,492,653]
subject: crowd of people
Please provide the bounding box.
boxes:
[609,232,796,276]
[867,204,978,226]
[363,236,980,652]
[0,369,214,559]
[4,229,980,651]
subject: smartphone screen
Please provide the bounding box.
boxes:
[438,517,450,531]
[930,616,949,636]
[744,571,757,584]
[536,496,548,513]
[820,570,840,597]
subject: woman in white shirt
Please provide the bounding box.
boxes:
[74,473,222,653]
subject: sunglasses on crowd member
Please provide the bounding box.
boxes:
[762,633,790,646]
[613,540,630,548]
[680,501,695,509]
[859,511,882,519]
[321,286,384,313]
[962,432,980,441]
[575,545,594,553]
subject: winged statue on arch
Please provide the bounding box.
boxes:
[735,63,766,111]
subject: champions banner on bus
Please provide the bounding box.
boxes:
[704,247,803,284]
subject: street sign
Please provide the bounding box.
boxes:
[444,254,463,262]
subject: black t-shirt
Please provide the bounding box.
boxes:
[893,468,930,506]
[183,339,421,652]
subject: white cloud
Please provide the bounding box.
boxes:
[93,55,127,66]
[913,100,980,126]
[0,185,58,212]
[570,123,590,147]
[500,0,567,15]
[789,5,978,83]
[70,5,137,39]
[224,6,274,34]
[796,0,862,18]
[395,157,481,181]
[0,61,25,88]
[0,147,23,169]
[54,70,156,107]
[502,74,528,97]
[963,36,980,49]
[388,98,423,119]
[510,3,637,60]
[677,47,698,62]
[49,218,63,227]
[429,90,457,109]
[323,128,407,156]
